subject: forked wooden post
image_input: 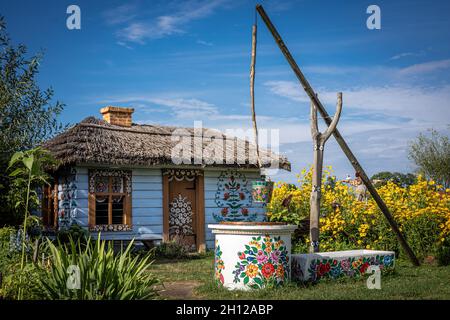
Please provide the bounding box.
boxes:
[310,93,342,253]
[256,4,420,265]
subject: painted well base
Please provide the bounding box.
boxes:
[209,223,297,290]
[291,250,395,282]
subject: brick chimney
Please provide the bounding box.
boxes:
[100,106,134,127]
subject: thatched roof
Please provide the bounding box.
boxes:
[43,117,291,171]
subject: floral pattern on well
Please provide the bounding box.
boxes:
[251,181,274,204]
[306,254,395,282]
[214,240,225,285]
[232,235,289,289]
[213,170,254,222]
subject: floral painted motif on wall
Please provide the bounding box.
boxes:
[306,254,395,282]
[213,170,254,222]
[169,194,194,238]
[214,240,225,285]
[232,235,289,289]
[57,168,78,229]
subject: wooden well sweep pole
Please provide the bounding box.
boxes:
[256,4,420,266]
[250,23,261,168]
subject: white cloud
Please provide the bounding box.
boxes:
[116,0,227,43]
[390,51,425,61]
[196,39,213,46]
[264,81,450,123]
[398,59,450,75]
[103,4,138,25]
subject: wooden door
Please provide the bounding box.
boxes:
[163,170,205,253]
[168,179,197,250]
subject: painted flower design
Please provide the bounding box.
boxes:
[221,208,228,216]
[232,235,289,288]
[340,259,350,271]
[214,242,225,286]
[306,254,395,281]
[245,264,259,278]
[318,262,331,276]
[256,250,268,264]
[261,263,275,278]
[276,264,285,278]
[383,255,393,266]
[271,250,281,262]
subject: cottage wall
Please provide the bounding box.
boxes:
[203,170,265,249]
[53,166,265,249]
[69,167,163,241]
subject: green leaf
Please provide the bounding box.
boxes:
[8,151,23,169]
[243,276,249,285]
[9,168,23,177]
[22,154,34,171]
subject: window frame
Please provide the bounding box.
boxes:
[88,169,132,230]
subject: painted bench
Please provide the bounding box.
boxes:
[291,249,395,282]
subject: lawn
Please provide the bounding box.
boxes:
[152,253,450,300]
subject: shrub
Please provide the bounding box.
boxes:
[0,261,43,300]
[266,167,321,226]
[436,238,450,266]
[155,240,188,259]
[37,236,159,300]
[0,226,43,300]
[56,223,89,245]
[0,226,17,276]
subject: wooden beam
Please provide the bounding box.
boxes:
[256,4,420,266]
[162,174,170,242]
[196,174,206,253]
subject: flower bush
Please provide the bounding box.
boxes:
[268,167,450,263]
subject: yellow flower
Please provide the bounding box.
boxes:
[245,264,259,278]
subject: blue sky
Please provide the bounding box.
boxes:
[2,0,450,183]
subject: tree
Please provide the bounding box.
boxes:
[371,171,417,188]
[0,16,65,225]
[408,128,450,189]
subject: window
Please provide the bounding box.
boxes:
[88,170,132,230]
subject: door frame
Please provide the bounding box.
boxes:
[162,170,205,253]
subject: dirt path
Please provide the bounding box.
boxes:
[158,280,201,300]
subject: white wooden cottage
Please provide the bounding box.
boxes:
[40,107,290,251]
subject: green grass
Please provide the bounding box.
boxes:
[152,253,450,300]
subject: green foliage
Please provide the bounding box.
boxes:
[0,226,16,274]
[0,16,65,226]
[0,226,41,300]
[436,238,450,266]
[37,236,159,300]
[0,261,44,300]
[155,240,188,259]
[408,128,450,188]
[56,223,89,245]
[371,171,417,187]
[7,147,56,219]
[6,147,56,299]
